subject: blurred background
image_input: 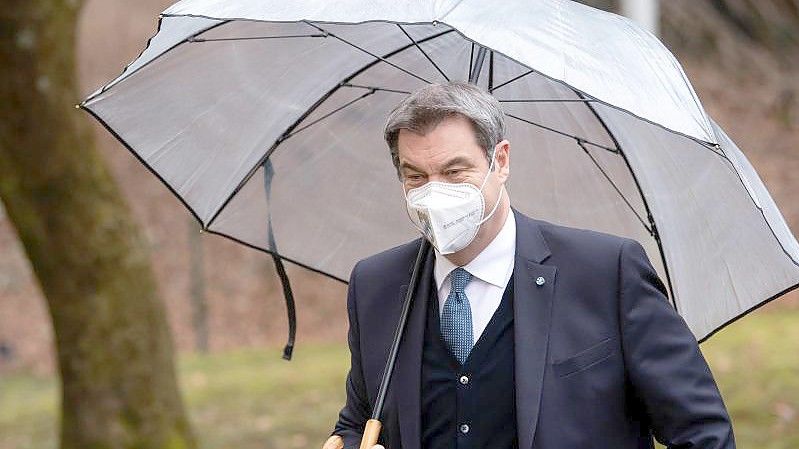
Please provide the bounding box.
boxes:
[0,1,797,448]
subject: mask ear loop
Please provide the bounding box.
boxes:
[478,185,504,225]
[478,146,498,192]
[477,145,504,225]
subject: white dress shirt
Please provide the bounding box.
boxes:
[433,210,517,342]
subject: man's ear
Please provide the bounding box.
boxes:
[494,139,510,182]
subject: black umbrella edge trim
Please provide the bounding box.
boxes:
[202,228,349,285]
[697,282,799,344]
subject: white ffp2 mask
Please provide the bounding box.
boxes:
[404,152,503,254]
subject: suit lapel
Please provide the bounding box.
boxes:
[395,240,434,449]
[512,209,556,449]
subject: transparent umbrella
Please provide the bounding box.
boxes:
[78,0,798,359]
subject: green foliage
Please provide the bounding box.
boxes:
[2,309,798,449]
[700,306,799,449]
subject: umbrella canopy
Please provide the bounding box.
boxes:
[78,0,799,342]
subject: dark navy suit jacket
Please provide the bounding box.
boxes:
[333,208,735,449]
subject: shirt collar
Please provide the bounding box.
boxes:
[434,209,517,291]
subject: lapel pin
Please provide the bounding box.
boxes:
[535,276,546,286]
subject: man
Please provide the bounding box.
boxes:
[323,81,735,449]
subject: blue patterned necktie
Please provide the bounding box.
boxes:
[440,267,474,364]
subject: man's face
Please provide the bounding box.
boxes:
[397,114,510,203]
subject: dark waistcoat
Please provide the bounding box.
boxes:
[420,275,517,449]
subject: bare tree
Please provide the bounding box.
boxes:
[0,1,196,448]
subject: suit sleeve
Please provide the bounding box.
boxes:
[618,238,736,449]
[331,261,371,449]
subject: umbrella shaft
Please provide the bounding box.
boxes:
[370,239,429,420]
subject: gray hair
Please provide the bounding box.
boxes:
[383,81,506,177]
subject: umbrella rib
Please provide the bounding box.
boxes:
[204,28,456,230]
[700,141,727,159]
[574,91,679,307]
[493,67,732,165]
[576,140,653,234]
[188,33,327,42]
[500,99,597,103]
[396,24,450,82]
[490,69,534,93]
[283,90,377,140]
[305,22,433,85]
[342,83,411,95]
[505,113,619,153]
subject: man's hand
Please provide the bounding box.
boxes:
[320,435,385,449]
[322,435,343,449]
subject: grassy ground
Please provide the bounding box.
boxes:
[1,306,797,449]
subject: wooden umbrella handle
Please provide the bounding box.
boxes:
[320,419,381,449]
[359,419,383,449]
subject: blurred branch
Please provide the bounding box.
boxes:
[709,0,799,64]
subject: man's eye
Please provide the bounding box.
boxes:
[445,169,462,176]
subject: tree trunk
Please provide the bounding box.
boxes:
[0,2,196,449]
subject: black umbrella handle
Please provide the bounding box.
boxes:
[360,238,429,449]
